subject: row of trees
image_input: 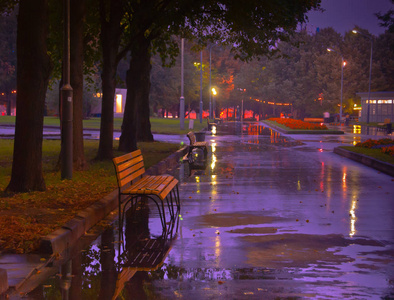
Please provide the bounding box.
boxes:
[147,26,394,121]
[1,0,321,192]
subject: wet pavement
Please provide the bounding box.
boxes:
[2,122,394,299]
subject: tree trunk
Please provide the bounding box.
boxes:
[70,0,86,170]
[136,54,153,142]
[119,36,152,152]
[6,0,52,193]
[96,0,124,160]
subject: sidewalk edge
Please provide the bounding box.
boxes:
[333,147,394,177]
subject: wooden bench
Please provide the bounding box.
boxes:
[112,149,180,237]
[377,118,392,133]
[187,131,208,158]
[207,118,216,130]
[304,118,324,123]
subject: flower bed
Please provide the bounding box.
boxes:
[355,138,394,156]
[268,118,328,130]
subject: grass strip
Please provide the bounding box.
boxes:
[340,146,394,165]
[0,116,206,134]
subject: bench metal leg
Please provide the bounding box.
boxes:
[118,184,181,242]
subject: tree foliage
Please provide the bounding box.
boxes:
[0,9,17,95]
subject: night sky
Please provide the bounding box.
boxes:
[306,0,394,36]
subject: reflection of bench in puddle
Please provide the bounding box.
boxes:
[112,237,173,300]
[123,237,172,271]
[112,208,179,299]
[183,159,208,177]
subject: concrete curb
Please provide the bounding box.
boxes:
[38,145,188,255]
[334,147,394,177]
[261,121,344,135]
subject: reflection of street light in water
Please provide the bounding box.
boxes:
[211,153,217,170]
[211,142,216,153]
[349,200,357,237]
[211,142,217,170]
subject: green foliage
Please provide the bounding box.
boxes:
[47,0,101,85]
[233,28,394,119]
[376,0,394,33]
[0,9,17,94]
[0,0,18,12]
[341,146,394,165]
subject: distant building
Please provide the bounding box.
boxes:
[357,91,394,123]
[90,88,127,117]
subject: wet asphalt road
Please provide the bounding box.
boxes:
[11,122,394,299]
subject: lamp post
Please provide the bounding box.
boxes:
[199,51,203,123]
[352,30,373,124]
[212,87,217,119]
[209,46,212,119]
[179,38,185,130]
[327,48,345,122]
[61,0,73,180]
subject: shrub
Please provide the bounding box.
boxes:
[268,118,327,130]
[355,138,393,148]
[381,146,394,156]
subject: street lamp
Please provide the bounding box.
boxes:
[199,51,203,123]
[352,29,373,124]
[180,38,185,130]
[212,87,217,119]
[327,48,346,122]
[209,46,212,119]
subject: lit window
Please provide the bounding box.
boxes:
[116,94,122,113]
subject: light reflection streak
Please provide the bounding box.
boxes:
[211,142,216,153]
[349,200,357,237]
[195,176,201,193]
[211,175,217,196]
[342,168,347,193]
[353,125,361,134]
[212,125,217,135]
[211,153,217,170]
[320,162,325,192]
[215,233,221,265]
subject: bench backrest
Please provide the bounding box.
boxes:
[112,149,145,188]
[187,132,196,145]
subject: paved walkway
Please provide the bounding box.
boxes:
[1,121,394,299]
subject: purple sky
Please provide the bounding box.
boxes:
[306,0,394,36]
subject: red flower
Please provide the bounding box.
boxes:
[268,118,327,130]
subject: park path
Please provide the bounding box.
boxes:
[3,121,394,299]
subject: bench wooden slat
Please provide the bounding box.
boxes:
[116,155,144,173]
[159,178,179,200]
[113,150,142,165]
[124,175,177,200]
[117,159,144,179]
[119,167,145,188]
